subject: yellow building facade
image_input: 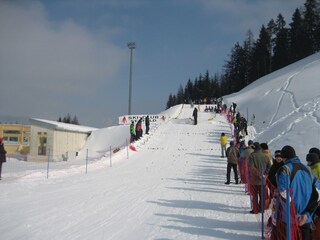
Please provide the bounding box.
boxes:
[0,124,31,154]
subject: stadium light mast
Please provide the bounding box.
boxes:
[127,42,136,115]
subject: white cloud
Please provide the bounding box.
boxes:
[0,1,126,95]
[0,1,128,126]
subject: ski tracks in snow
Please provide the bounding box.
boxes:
[258,60,320,144]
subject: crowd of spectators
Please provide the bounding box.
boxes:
[221,103,320,240]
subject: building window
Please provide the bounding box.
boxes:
[23,137,29,145]
[3,137,9,144]
[3,130,21,134]
[10,137,19,144]
[3,136,19,144]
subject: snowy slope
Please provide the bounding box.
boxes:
[0,108,260,240]
[1,52,320,239]
[224,52,320,157]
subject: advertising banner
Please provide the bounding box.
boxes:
[118,114,167,125]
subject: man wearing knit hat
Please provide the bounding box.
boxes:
[267,150,284,189]
[276,145,315,240]
[309,147,320,157]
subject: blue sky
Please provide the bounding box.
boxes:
[0,0,304,127]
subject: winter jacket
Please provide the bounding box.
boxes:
[267,161,284,188]
[136,121,142,132]
[248,149,271,185]
[226,146,239,164]
[130,124,135,135]
[262,149,273,166]
[145,116,150,127]
[192,108,198,118]
[276,157,314,224]
[241,146,254,162]
[220,135,228,145]
[0,143,6,162]
[310,162,320,179]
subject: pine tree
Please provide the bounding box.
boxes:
[197,74,204,100]
[72,115,79,125]
[223,42,247,93]
[193,78,200,101]
[243,30,255,85]
[184,79,194,103]
[203,70,211,98]
[211,73,222,98]
[164,1,320,108]
[176,84,185,104]
[250,25,272,81]
[314,0,320,51]
[267,19,277,72]
[62,114,72,124]
[166,94,175,109]
[289,8,307,62]
[273,14,289,70]
[219,75,229,96]
[303,0,319,53]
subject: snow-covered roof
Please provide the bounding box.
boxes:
[29,118,98,133]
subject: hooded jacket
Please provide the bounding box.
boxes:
[276,157,314,224]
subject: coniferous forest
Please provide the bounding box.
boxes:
[166,0,320,109]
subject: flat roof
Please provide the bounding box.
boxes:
[29,118,98,133]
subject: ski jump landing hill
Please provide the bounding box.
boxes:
[80,52,320,168]
[78,103,235,166]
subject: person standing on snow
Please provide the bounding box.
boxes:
[192,107,198,125]
[0,138,7,180]
[225,141,240,184]
[232,102,237,113]
[130,121,135,143]
[135,118,142,140]
[260,143,273,166]
[305,151,320,240]
[248,142,271,214]
[145,115,150,135]
[306,149,320,179]
[276,145,316,240]
[267,150,285,239]
[267,150,284,190]
[241,140,254,162]
[220,133,228,158]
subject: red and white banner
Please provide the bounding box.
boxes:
[118,114,167,125]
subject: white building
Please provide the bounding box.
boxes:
[28,118,97,162]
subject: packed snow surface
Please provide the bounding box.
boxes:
[1,52,320,239]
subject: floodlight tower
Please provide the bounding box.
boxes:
[127,42,136,115]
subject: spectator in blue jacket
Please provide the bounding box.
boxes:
[276,145,314,240]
